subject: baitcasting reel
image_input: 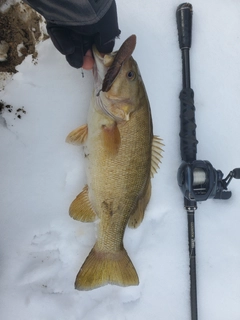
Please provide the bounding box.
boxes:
[178,161,240,202]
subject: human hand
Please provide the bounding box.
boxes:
[46,1,120,69]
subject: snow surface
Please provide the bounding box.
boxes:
[1,0,240,319]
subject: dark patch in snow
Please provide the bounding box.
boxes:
[0,99,26,121]
[0,1,48,73]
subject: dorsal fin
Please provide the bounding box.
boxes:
[151,136,164,177]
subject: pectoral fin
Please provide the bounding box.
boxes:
[151,135,164,177]
[128,179,151,228]
[66,124,88,145]
[101,122,121,156]
[69,185,96,222]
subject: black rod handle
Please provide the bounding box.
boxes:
[179,88,198,162]
[177,3,197,162]
[176,3,193,50]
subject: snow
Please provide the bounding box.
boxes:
[1,0,240,319]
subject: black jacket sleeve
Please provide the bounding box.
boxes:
[22,0,120,68]
[23,0,113,26]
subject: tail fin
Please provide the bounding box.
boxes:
[75,246,139,290]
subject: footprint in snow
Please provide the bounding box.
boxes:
[16,231,68,294]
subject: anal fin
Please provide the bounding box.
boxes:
[69,185,96,222]
[66,124,88,145]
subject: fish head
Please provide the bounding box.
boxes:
[93,35,142,122]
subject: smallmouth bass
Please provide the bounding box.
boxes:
[66,35,163,290]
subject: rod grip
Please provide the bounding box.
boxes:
[179,88,198,162]
[176,3,193,49]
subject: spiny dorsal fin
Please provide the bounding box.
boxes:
[151,135,164,178]
[66,124,88,145]
[69,185,96,222]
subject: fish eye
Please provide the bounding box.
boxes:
[126,70,135,80]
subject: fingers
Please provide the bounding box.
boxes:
[46,0,121,69]
[47,27,75,55]
[82,50,94,70]
[66,48,94,70]
[47,27,104,70]
[48,26,93,69]
[65,33,92,68]
[66,46,84,68]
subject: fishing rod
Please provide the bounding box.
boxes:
[176,3,240,320]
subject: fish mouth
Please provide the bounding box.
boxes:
[92,35,136,122]
[92,47,115,119]
[102,34,136,92]
[92,46,107,90]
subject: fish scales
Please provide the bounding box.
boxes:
[87,94,152,252]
